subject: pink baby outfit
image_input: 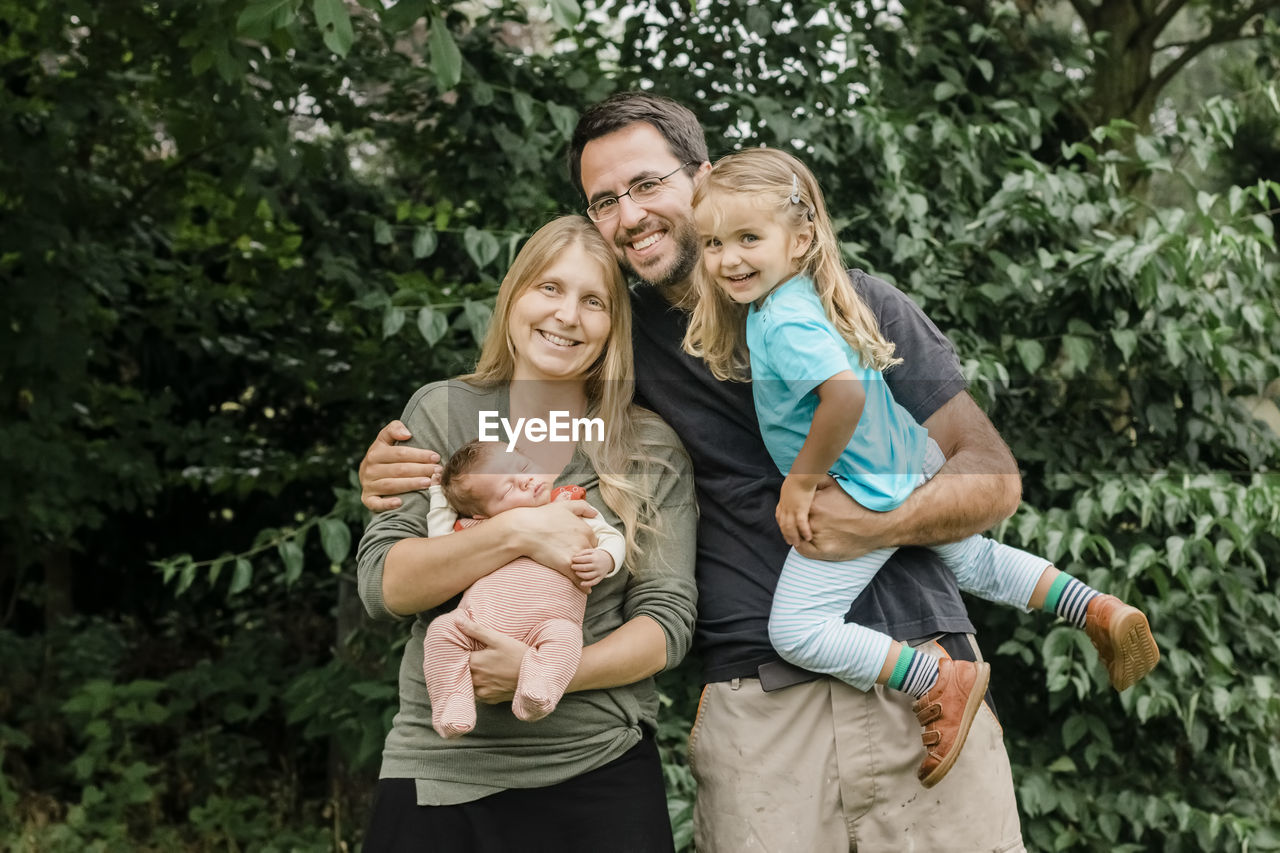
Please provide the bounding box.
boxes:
[422,485,623,739]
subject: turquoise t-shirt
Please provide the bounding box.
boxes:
[746,275,929,511]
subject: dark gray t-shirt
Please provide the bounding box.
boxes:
[631,270,975,683]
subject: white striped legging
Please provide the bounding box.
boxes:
[768,438,1050,691]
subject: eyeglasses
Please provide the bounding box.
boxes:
[585,163,694,222]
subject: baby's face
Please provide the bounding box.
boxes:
[463,450,556,517]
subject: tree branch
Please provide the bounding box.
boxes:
[1150,2,1280,94]
[1151,0,1191,34]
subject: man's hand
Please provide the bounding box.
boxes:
[796,393,1023,562]
[500,501,600,589]
[570,548,613,590]
[359,420,441,512]
[776,473,822,546]
[457,617,526,703]
[796,477,895,562]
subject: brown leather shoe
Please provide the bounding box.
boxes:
[913,658,991,789]
[1084,594,1159,691]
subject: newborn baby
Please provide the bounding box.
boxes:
[422,438,624,739]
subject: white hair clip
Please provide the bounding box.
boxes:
[789,173,802,205]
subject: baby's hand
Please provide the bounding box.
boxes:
[571,548,614,590]
[776,474,820,546]
[429,468,443,487]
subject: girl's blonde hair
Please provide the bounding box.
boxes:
[463,214,668,567]
[682,147,901,381]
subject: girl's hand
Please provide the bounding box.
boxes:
[457,617,526,703]
[777,474,822,545]
[571,548,614,590]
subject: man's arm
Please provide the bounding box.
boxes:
[798,392,1022,562]
[359,420,441,512]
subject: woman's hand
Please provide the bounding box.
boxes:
[457,617,527,703]
[776,473,822,546]
[359,420,442,511]
[499,502,600,589]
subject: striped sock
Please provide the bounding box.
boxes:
[886,646,940,699]
[1043,573,1100,629]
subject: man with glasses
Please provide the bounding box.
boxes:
[359,92,1027,851]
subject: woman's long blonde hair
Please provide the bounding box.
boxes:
[682,147,901,381]
[463,215,668,567]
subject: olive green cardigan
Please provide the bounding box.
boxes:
[356,380,698,804]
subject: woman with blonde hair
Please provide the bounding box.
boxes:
[357,214,696,851]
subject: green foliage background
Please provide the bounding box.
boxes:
[2,0,1279,850]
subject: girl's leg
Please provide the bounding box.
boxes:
[919,437,1158,690]
[768,547,992,789]
[768,547,897,691]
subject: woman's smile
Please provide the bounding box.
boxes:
[509,244,612,382]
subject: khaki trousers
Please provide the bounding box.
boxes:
[689,636,1025,853]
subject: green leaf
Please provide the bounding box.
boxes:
[463,299,493,343]
[382,0,427,31]
[1166,535,1186,573]
[176,562,197,596]
[1061,335,1093,375]
[191,47,216,76]
[1098,480,1126,516]
[1062,714,1088,749]
[1015,339,1044,374]
[429,15,462,91]
[1162,324,1184,368]
[238,0,295,32]
[463,227,500,268]
[549,0,582,30]
[278,540,304,585]
[382,306,406,338]
[1111,328,1138,363]
[319,518,351,563]
[933,81,958,101]
[1046,756,1077,773]
[974,58,993,82]
[374,220,394,245]
[417,306,448,346]
[209,557,226,586]
[547,102,578,140]
[745,3,771,35]
[412,227,438,259]
[513,91,536,127]
[229,558,253,596]
[314,0,354,56]
[1133,135,1160,164]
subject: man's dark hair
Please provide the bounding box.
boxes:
[568,92,709,196]
[440,438,497,518]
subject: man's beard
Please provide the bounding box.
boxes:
[617,217,701,293]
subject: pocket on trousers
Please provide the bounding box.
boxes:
[686,684,710,777]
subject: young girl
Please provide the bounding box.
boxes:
[682,147,1159,788]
